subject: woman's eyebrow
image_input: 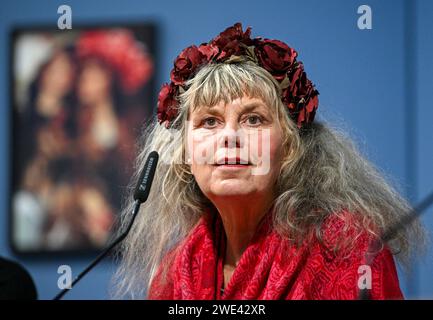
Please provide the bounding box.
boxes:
[194,107,222,117]
[194,102,268,116]
[240,102,268,113]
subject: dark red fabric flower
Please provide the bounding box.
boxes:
[210,22,254,61]
[254,39,298,81]
[170,45,209,86]
[282,63,319,128]
[198,43,219,61]
[157,83,179,127]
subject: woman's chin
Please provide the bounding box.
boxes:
[210,181,254,197]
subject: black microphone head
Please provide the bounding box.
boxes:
[133,151,159,203]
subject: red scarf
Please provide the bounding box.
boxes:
[148,208,403,300]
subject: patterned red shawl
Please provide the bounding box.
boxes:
[148,208,403,300]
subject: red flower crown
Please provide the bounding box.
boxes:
[157,23,319,129]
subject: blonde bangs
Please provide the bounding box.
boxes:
[178,61,284,120]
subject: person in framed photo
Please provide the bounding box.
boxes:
[12,27,154,252]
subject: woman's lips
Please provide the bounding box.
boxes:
[214,157,251,165]
[214,164,251,170]
[211,157,253,170]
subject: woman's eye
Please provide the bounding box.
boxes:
[203,117,218,128]
[245,115,262,126]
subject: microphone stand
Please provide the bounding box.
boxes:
[53,200,141,300]
[53,150,159,300]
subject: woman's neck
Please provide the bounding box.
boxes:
[212,193,274,267]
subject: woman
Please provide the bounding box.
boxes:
[114,23,424,299]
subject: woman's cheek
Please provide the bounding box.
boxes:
[188,130,217,167]
[248,129,270,175]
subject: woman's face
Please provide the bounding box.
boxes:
[41,52,74,96]
[77,59,112,105]
[187,95,285,202]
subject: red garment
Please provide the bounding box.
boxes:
[148,208,403,300]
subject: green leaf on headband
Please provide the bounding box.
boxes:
[224,55,245,64]
[245,46,258,64]
[279,75,290,90]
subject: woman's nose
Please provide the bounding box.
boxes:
[218,123,244,149]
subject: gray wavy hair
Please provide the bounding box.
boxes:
[112,61,425,299]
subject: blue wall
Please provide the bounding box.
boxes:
[416,0,433,299]
[0,0,431,299]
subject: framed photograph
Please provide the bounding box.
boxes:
[9,23,157,254]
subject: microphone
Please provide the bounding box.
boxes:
[358,190,433,299]
[134,151,159,203]
[53,151,159,300]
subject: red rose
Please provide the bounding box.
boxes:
[254,39,298,81]
[170,45,208,86]
[157,83,179,127]
[282,63,319,128]
[211,22,253,61]
[198,43,219,60]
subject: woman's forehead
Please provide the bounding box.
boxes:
[191,96,269,114]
